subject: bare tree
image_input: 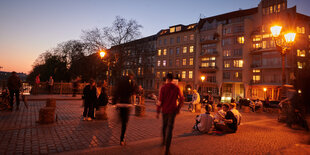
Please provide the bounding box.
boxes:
[81,28,106,53]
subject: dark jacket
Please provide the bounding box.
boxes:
[112,76,137,104]
[98,86,108,106]
[83,85,97,104]
[7,75,22,91]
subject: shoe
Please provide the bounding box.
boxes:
[87,117,92,121]
[120,140,126,146]
[83,117,87,121]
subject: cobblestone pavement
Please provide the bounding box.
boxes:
[0,99,308,154]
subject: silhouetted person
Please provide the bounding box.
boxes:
[157,73,184,155]
[7,71,22,111]
[48,76,54,94]
[82,79,96,121]
[112,70,137,146]
[33,74,40,95]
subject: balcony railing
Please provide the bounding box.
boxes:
[200,51,219,57]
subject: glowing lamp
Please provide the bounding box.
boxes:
[270,25,282,37]
[284,33,296,43]
[200,76,205,81]
[99,50,106,58]
[263,88,267,92]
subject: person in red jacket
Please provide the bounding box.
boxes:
[156,73,184,155]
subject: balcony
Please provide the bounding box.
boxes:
[200,39,219,44]
[200,51,219,57]
[251,64,262,68]
[199,66,218,72]
[250,47,278,54]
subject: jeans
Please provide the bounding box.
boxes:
[83,101,94,118]
[162,113,176,154]
[9,89,20,108]
[119,107,130,142]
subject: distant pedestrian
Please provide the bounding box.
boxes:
[33,74,40,95]
[97,80,108,108]
[48,76,54,94]
[137,85,144,104]
[156,73,184,155]
[112,70,137,146]
[72,77,80,97]
[82,79,96,121]
[7,71,22,111]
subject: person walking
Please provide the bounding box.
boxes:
[33,74,40,95]
[156,73,184,155]
[7,71,22,111]
[48,76,54,94]
[82,79,97,121]
[112,70,137,146]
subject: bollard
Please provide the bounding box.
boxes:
[96,106,108,120]
[38,107,56,124]
[135,105,145,116]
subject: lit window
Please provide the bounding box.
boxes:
[189,58,194,65]
[184,36,188,41]
[156,72,160,78]
[253,35,261,41]
[183,58,186,66]
[201,62,208,67]
[137,67,141,75]
[233,60,243,68]
[183,47,187,53]
[162,72,166,77]
[182,71,186,79]
[262,34,271,38]
[163,60,166,66]
[253,75,261,81]
[189,71,193,79]
[176,26,181,32]
[170,27,175,33]
[158,50,161,56]
[297,62,304,69]
[253,43,262,49]
[190,34,194,40]
[224,61,230,68]
[189,46,194,53]
[297,26,305,34]
[223,50,231,57]
[157,60,161,67]
[202,57,209,61]
[297,49,306,57]
[210,57,216,60]
[237,36,244,44]
[262,41,267,48]
[163,49,167,55]
[253,69,260,73]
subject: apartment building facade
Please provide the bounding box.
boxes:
[155,24,197,92]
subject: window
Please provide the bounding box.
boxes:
[190,34,194,40]
[169,59,172,66]
[297,62,304,69]
[156,72,160,78]
[222,38,231,46]
[162,72,166,77]
[138,57,142,63]
[158,49,161,56]
[158,40,161,45]
[201,62,208,67]
[170,27,175,33]
[176,47,180,54]
[223,50,231,57]
[176,26,181,32]
[233,60,243,68]
[223,72,230,79]
[169,48,173,55]
[224,61,230,68]
[163,49,167,55]
[253,43,262,49]
[137,67,141,75]
[182,71,186,79]
[184,36,188,41]
[164,39,167,45]
[183,47,187,53]
[297,49,306,57]
[253,35,261,41]
[170,38,174,44]
[253,69,260,73]
[233,49,242,56]
[234,26,244,33]
[177,36,180,43]
[163,60,166,66]
[182,58,186,66]
[253,75,260,81]
[157,60,161,67]
[237,36,244,44]
[297,26,305,34]
[189,58,193,65]
[189,46,194,53]
[235,72,242,79]
[262,41,267,48]
[151,67,154,74]
[176,59,180,66]
[189,71,193,79]
[210,57,216,60]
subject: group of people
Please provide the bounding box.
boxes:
[82,80,109,121]
[193,102,242,134]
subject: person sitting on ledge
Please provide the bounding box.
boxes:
[193,104,214,133]
[215,103,238,133]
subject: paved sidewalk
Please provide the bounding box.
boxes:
[0,99,309,154]
[26,94,83,101]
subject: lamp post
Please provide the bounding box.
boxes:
[99,49,110,87]
[270,25,296,100]
[200,76,205,95]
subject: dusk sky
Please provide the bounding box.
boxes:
[0,0,309,74]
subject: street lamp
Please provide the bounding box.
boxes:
[200,76,205,82]
[99,49,110,87]
[270,25,296,100]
